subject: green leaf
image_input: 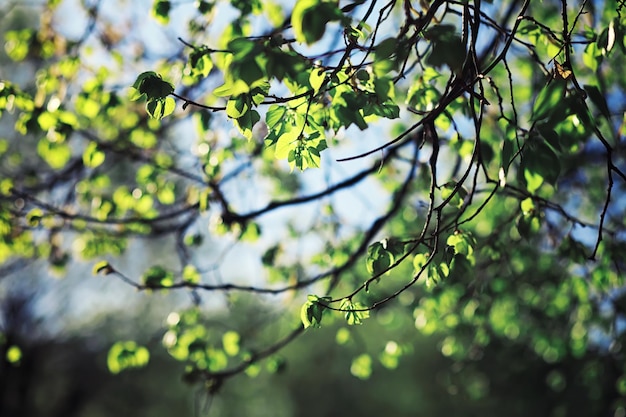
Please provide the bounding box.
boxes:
[4,29,33,61]
[449,253,473,279]
[520,197,535,215]
[341,299,370,325]
[182,265,201,284]
[364,101,400,119]
[516,213,541,239]
[521,140,560,192]
[426,249,453,287]
[26,208,44,226]
[373,59,395,78]
[446,231,475,259]
[37,111,57,131]
[335,104,368,130]
[157,183,176,205]
[250,86,268,105]
[226,95,250,118]
[583,42,600,72]
[297,138,327,169]
[37,140,71,169]
[196,0,213,14]
[189,47,214,77]
[234,59,265,87]
[366,241,394,276]
[266,104,288,129]
[222,331,240,356]
[413,253,428,273]
[440,181,467,209]
[107,341,150,374]
[212,82,235,97]
[584,84,611,120]
[531,80,565,122]
[261,244,280,266]
[76,94,101,118]
[424,25,465,71]
[373,78,394,101]
[131,71,174,101]
[598,20,616,56]
[373,38,400,77]
[228,37,257,58]
[375,37,397,60]
[146,97,176,120]
[300,294,330,328]
[83,142,105,168]
[275,127,301,159]
[152,1,171,24]
[142,265,175,288]
[292,0,340,45]
[234,109,260,140]
[309,68,326,93]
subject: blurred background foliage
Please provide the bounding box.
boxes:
[1,0,626,416]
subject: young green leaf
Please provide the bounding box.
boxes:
[107,341,150,374]
[521,140,560,192]
[366,241,394,276]
[146,97,176,120]
[266,105,288,129]
[275,128,300,160]
[142,265,174,288]
[374,37,397,60]
[226,95,250,119]
[234,109,260,140]
[300,295,330,328]
[584,84,611,120]
[182,265,201,284]
[83,141,105,168]
[531,80,566,122]
[189,47,214,77]
[309,68,326,93]
[222,331,240,356]
[292,0,341,45]
[341,299,370,325]
[131,71,174,100]
[424,25,465,71]
[152,1,171,24]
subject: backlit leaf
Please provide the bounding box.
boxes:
[531,80,566,122]
[107,341,150,374]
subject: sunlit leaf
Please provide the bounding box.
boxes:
[83,142,105,168]
[366,241,394,276]
[300,294,330,329]
[131,71,174,101]
[222,331,240,356]
[182,265,201,284]
[521,140,560,192]
[142,265,175,288]
[146,97,176,120]
[309,68,326,93]
[531,80,566,122]
[292,0,341,45]
[341,299,370,325]
[107,341,150,374]
[152,1,171,24]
